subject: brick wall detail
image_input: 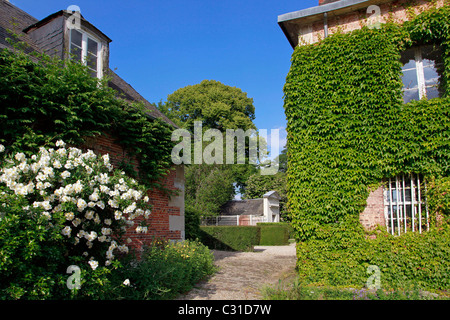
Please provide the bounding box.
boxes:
[359,186,386,231]
[299,0,446,46]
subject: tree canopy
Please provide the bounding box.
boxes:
[159,79,256,132]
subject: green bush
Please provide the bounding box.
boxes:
[257,223,291,245]
[0,142,152,299]
[199,226,260,251]
[115,239,216,300]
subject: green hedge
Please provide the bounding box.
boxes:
[257,223,291,245]
[199,226,260,252]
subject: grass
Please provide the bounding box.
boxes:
[262,278,450,300]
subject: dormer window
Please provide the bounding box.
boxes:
[69,28,103,78]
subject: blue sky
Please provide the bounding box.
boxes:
[12,0,319,155]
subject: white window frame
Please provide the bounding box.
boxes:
[401,45,443,103]
[68,27,103,79]
[383,174,429,236]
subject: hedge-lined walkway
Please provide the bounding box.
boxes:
[176,243,297,300]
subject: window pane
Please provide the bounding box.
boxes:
[87,53,97,70]
[426,86,440,99]
[70,45,82,62]
[71,29,82,47]
[403,89,419,103]
[87,38,98,56]
[423,66,439,86]
[401,69,418,90]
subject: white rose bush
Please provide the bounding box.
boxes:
[0,140,151,299]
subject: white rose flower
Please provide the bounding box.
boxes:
[0,144,5,152]
[123,279,130,286]
[72,218,81,227]
[114,210,122,220]
[14,152,26,162]
[42,211,51,220]
[77,198,87,212]
[65,212,75,221]
[85,210,94,220]
[88,259,98,270]
[55,140,66,147]
[89,192,99,202]
[61,226,71,237]
[101,227,111,236]
[61,170,71,180]
[53,160,62,169]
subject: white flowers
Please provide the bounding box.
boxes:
[55,140,66,148]
[77,198,87,212]
[62,226,72,237]
[88,259,98,270]
[0,141,153,272]
[61,170,71,180]
[135,226,148,233]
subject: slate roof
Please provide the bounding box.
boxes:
[221,199,264,216]
[0,0,176,127]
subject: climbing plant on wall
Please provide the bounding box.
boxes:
[283,4,450,290]
[0,47,174,190]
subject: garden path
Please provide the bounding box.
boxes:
[176,243,297,300]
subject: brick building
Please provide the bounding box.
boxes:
[0,0,185,247]
[278,0,447,234]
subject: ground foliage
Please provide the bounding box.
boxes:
[283,3,450,290]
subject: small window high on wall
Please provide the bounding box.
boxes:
[400,44,444,103]
[383,174,429,235]
[69,29,102,78]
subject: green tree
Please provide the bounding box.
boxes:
[160,79,256,132]
[158,80,259,219]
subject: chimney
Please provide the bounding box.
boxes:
[319,0,341,5]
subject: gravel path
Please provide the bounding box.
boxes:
[177,243,297,300]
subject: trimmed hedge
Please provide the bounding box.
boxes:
[257,223,291,245]
[199,226,260,252]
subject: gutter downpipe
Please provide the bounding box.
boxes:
[324,12,328,38]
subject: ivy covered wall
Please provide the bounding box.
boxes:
[283,5,450,290]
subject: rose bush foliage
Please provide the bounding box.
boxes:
[0,141,151,299]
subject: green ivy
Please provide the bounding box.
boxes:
[0,47,175,190]
[284,5,450,290]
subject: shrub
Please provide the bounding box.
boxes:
[0,141,152,299]
[115,239,216,300]
[199,226,260,251]
[258,223,291,245]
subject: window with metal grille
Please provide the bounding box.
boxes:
[383,174,429,235]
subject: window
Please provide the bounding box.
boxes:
[69,29,102,78]
[383,174,429,235]
[400,44,444,103]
